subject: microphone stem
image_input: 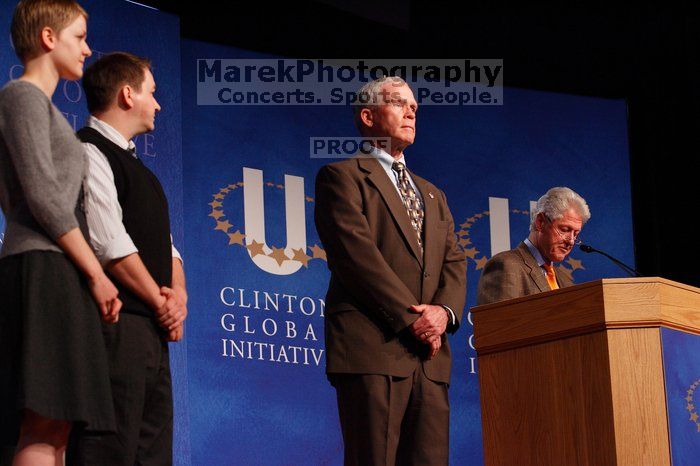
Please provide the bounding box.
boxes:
[591,248,640,277]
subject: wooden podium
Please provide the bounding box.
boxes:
[471,277,700,466]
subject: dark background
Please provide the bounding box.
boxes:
[141,0,699,286]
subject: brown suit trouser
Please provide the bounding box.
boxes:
[331,365,450,466]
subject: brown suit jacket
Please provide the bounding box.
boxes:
[476,241,574,305]
[314,157,466,384]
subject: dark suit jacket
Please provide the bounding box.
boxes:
[476,241,574,305]
[314,157,466,384]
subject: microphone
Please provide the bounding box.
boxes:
[578,244,641,277]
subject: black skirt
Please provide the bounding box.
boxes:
[0,250,116,446]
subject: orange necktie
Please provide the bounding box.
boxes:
[543,263,559,290]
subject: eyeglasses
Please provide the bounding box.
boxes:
[544,215,582,245]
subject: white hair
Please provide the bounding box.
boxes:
[530,187,591,231]
[352,76,408,133]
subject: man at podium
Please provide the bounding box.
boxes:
[477,187,590,305]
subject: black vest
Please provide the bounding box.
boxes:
[77,127,173,317]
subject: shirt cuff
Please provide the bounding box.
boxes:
[97,230,138,265]
[172,242,183,264]
[440,304,456,326]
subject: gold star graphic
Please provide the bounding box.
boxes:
[689,389,694,396]
[459,221,470,228]
[221,188,230,194]
[463,238,472,246]
[209,210,225,220]
[214,220,233,232]
[292,248,312,267]
[276,184,284,189]
[266,182,274,187]
[227,184,238,190]
[209,200,222,208]
[309,244,327,261]
[213,193,224,200]
[456,229,468,236]
[686,395,693,402]
[246,240,266,257]
[227,230,245,245]
[269,246,289,266]
[688,403,695,411]
[691,412,699,422]
[557,266,573,282]
[464,248,478,259]
[566,258,584,271]
[458,238,471,247]
[237,182,244,187]
[475,256,488,270]
[467,216,476,222]
[512,209,521,214]
[474,213,483,219]
[305,196,314,202]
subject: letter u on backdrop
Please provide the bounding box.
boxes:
[243,167,306,275]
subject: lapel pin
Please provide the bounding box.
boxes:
[428,192,434,199]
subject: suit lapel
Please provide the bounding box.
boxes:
[516,242,550,293]
[411,172,437,272]
[554,265,573,288]
[358,157,424,267]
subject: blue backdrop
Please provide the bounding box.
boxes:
[0,1,635,464]
[180,40,634,465]
[662,328,700,464]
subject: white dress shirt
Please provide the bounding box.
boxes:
[524,237,551,276]
[83,116,181,265]
[367,145,423,202]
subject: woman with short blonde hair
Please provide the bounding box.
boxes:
[0,1,121,464]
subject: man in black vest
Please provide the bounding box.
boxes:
[66,52,187,466]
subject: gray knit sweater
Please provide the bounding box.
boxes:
[0,80,86,258]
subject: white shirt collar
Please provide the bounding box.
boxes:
[524,237,549,267]
[366,144,406,172]
[87,116,137,155]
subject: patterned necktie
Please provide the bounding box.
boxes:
[543,263,559,290]
[392,161,424,252]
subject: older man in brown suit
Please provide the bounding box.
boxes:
[477,187,590,305]
[314,77,466,466]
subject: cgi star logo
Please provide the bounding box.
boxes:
[207,168,325,276]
